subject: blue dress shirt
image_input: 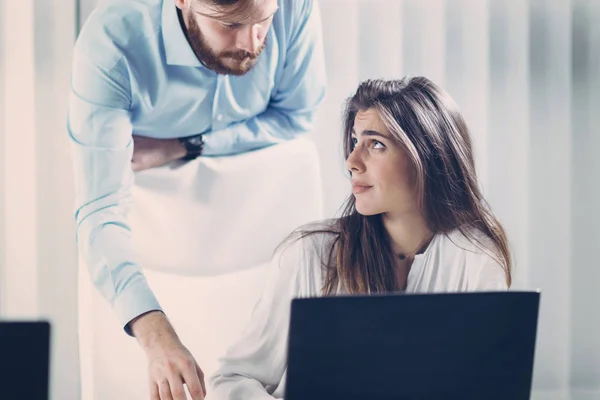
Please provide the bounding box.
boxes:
[67,0,326,333]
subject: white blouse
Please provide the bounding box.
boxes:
[209,225,509,399]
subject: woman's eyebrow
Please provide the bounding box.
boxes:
[352,129,390,139]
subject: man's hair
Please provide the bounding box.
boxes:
[196,0,260,22]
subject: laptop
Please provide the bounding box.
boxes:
[0,321,51,400]
[285,291,540,400]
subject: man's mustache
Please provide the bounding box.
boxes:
[221,47,263,61]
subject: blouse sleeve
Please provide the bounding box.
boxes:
[209,237,310,399]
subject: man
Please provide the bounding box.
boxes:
[67,0,326,398]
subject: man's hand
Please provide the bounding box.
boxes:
[130,311,206,400]
[132,135,187,172]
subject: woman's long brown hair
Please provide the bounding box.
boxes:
[287,76,511,295]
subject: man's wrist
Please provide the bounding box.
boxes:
[178,133,204,160]
[170,138,188,160]
[130,310,178,351]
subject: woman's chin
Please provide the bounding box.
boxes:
[355,203,381,216]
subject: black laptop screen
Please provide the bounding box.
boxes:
[0,321,51,400]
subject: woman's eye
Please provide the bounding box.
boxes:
[372,140,385,149]
[351,137,358,148]
[223,23,242,29]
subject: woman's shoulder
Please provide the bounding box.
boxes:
[268,219,339,296]
[441,228,497,258]
[436,228,508,289]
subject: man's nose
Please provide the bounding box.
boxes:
[236,24,261,54]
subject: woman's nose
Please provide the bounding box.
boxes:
[346,147,365,174]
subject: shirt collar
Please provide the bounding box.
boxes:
[161,0,206,68]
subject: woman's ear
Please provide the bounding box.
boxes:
[174,0,186,10]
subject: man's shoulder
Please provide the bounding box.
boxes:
[75,0,162,70]
[274,0,315,35]
[279,0,314,16]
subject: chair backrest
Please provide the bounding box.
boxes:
[129,137,323,276]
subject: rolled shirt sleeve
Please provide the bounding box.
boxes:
[68,46,162,334]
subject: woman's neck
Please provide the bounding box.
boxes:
[382,211,433,257]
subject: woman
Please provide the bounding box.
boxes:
[210,76,511,399]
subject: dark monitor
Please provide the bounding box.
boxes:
[285,291,540,400]
[0,321,51,400]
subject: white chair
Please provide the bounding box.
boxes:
[78,137,323,399]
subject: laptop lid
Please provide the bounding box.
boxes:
[285,291,540,400]
[0,321,51,400]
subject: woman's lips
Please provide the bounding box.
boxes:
[352,184,372,194]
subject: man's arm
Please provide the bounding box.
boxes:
[127,0,326,171]
[202,0,327,156]
[68,47,162,332]
[68,41,205,399]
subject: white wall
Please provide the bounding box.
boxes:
[570,1,600,397]
[0,1,79,400]
[0,0,5,315]
[1,0,38,318]
[528,0,573,395]
[1,0,599,399]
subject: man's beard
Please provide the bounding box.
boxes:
[185,12,266,76]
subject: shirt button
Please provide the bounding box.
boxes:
[217,114,223,121]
